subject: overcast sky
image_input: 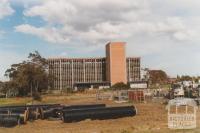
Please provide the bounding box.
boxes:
[0,0,200,80]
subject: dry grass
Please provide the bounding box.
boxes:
[0,97,31,106]
[0,93,200,133]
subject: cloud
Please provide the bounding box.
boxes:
[0,0,14,19]
[15,24,70,44]
[12,0,200,76]
[16,0,148,45]
[24,0,77,24]
[0,0,14,39]
[135,17,197,41]
[15,0,198,46]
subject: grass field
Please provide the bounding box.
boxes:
[0,92,96,105]
[0,93,200,133]
[0,97,31,106]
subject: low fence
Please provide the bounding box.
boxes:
[128,90,145,102]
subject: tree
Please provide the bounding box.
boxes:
[111,82,129,90]
[176,75,193,82]
[0,81,4,93]
[4,51,53,97]
[149,70,168,85]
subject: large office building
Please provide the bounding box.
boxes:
[48,42,140,90]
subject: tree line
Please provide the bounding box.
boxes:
[1,51,54,97]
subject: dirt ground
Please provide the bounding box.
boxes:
[0,93,200,133]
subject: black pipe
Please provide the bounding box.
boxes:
[62,106,136,123]
[62,104,106,110]
[0,104,61,121]
[0,114,20,127]
[41,104,106,120]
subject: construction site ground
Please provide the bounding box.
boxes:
[0,92,200,133]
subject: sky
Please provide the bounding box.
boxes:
[0,0,200,81]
